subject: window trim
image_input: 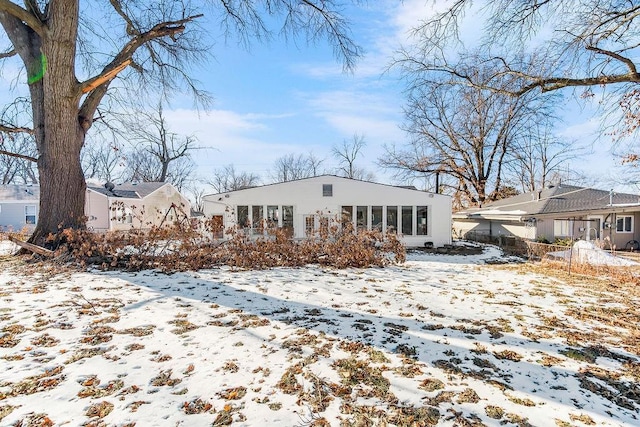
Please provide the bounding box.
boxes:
[616,215,634,233]
[25,204,37,225]
[553,219,573,238]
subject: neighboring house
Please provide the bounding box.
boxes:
[453,184,640,249]
[202,175,452,247]
[85,182,191,232]
[0,184,40,233]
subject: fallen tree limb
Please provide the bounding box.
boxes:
[8,236,54,257]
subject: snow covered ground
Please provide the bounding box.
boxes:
[0,245,638,426]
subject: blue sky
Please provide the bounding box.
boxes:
[0,1,628,192]
[159,0,625,191]
[162,1,429,184]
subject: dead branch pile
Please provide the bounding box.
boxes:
[46,210,405,271]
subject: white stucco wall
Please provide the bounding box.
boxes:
[203,176,452,247]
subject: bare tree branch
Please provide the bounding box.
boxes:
[78,14,203,125]
[0,148,37,162]
[0,0,45,35]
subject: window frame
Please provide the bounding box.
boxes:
[322,184,333,197]
[416,206,428,236]
[616,215,634,233]
[401,205,413,236]
[25,205,37,225]
[553,219,573,238]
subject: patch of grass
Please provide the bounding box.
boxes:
[183,398,213,414]
[485,405,504,419]
[64,347,107,364]
[507,394,536,407]
[127,400,150,412]
[418,378,444,392]
[124,343,144,351]
[387,405,440,426]
[218,386,247,400]
[473,357,497,370]
[394,343,418,359]
[276,364,303,394]
[168,318,199,335]
[150,370,181,387]
[78,379,124,398]
[0,366,65,398]
[471,342,487,354]
[560,348,596,363]
[538,353,564,367]
[504,412,533,427]
[333,357,390,395]
[222,361,239,373]
[569,413,595,425]
[457,387,480,403]
[30,333,60,347]
[118,325,155,336]
[0,405,16,422]
[85,401,114,418]
[493,349,523,362]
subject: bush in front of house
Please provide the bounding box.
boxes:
[47,208,406,271]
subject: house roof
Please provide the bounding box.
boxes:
[0,184,40,201]
[455,185,640,219]
[88,182,167,199]
[203,174,436,198]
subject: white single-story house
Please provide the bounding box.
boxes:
[202,175,452,247]
[86,182,191,232]
[0,184,39,233]
[453,184,640,249]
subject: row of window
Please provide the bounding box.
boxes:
[234,205,429,236]
[553,215,634,237]
[237,205,294,230]
[341,205,429,236]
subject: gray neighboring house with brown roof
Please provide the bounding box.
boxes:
[453,185,640,249]
[0,184,39,233]
[85,182,191,232]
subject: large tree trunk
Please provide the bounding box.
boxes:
[28,0,86,246]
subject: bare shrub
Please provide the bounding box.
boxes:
[48,206,406,271]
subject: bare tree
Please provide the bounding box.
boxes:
[209,164,260,193]
[332,134,374,180]
[381,62,560,207]
[399,1,640,162]
[81,135,125,183]
[505,129,584,193]
[270,152,325,182]
[121,102,195,190]
[0,97,37,184]
[0,132,37,184]
[0,0,362,245]
[184,182,207,214]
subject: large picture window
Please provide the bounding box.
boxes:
[341,206,353,229]
[401,206,413,235]
[386,206,397,234]
[252,205,263,233]
[371,206,383,231]
[356,206,368,230]
[237,206,249,229]
[267,205,279,228]
[616,215,633,233]
[416,206,428,235]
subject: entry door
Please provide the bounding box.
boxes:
[586,215,602,241]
